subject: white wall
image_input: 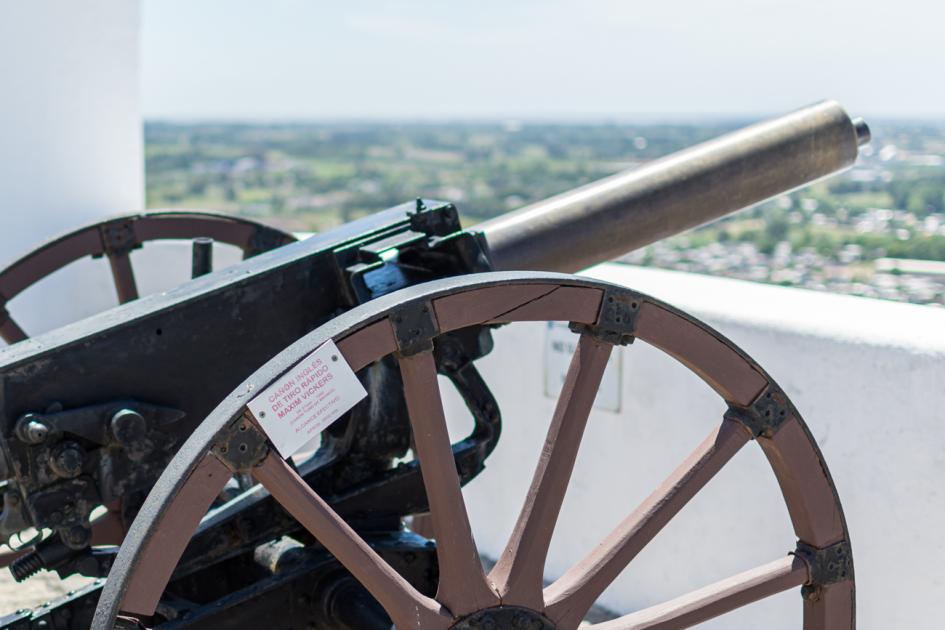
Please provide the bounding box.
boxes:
[442,263,945,629]
[0,0,142,337]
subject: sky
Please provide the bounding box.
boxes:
[141,0,943,121]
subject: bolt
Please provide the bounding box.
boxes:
[9,552,43,582]
[49,442,85,479]
[15,414,49,445]
[25,421,48,442]
[110,409,147,449]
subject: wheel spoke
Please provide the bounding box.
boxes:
[489,333,614,610]
[252,452,451,629]
[0,307,27,343]
[107,252,139,304]
[589,555,808,630]
[398,350,499,616]
[545,419,751,627]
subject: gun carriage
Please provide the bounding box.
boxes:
[0,101,868,629]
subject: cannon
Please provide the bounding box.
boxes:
[0,101,868,629]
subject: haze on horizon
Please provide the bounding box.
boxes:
[142,0,942,122]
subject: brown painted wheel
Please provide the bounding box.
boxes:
[0,210,296,344]
[92,272,853,629]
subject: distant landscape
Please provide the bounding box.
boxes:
[145,119,945,306]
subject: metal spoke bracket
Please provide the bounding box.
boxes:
[724,385,792,438]
[212,415,270,473]
[97,219,141,258]
[391,300,439,357]
[569,287,642,346]
[795,539,854,588]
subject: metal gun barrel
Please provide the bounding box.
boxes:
[480,100,870,273]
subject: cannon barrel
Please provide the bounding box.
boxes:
[480,100,870,273]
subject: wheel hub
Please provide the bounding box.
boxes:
[450,606,556,630]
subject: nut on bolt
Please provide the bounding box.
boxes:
[110,408,147,444]
[110,408,152,460]
[49,442,85,479]
[14,414,50,444]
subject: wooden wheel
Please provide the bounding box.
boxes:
[92,272,853,629]
[0,210,296,343]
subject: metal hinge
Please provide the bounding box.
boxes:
[212,415,270,473]
[569,287,642,346]
[391,300,440,357]
[97,219,140,257]
[724,385,792,438]
[795,539,854,591]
